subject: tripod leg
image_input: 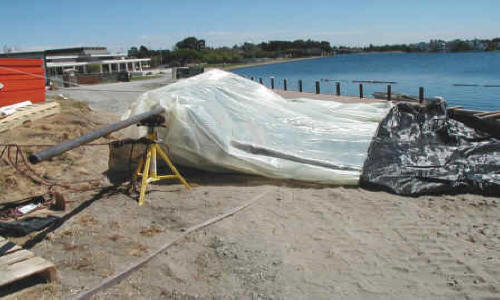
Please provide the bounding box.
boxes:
[139,144,153,206]
[133,156,144,182]
[156,145,191,189]
[150,144,157,178]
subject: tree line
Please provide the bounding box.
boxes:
[128,37,500,67]
[128,37,333,67]
[336,38,500,54]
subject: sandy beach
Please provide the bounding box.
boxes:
[208,56,325,71]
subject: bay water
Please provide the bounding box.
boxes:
[232,52,500,111]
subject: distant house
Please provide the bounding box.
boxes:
[429,40,447,52]
[466,39,487,51]
[0,47,151,80]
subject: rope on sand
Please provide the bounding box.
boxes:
[73,190,271,300]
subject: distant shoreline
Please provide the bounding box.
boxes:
[205,51,500,72]
[207,56,326,71]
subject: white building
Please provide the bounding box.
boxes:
[0,47,151,79]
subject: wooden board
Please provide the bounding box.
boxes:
[0,238,23,256]
[0,236,57,290]
[0,102,60,132]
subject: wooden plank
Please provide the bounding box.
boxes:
[0,249,34,266]
[0,256,56,287]
[0,239,22,256]
[0,235,57,291]
[0,102,60,132]
[1,102,59,119]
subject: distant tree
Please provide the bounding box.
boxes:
[87,63,101,73]
[450,40,471,52]
[486,38,500,51]
[128,46,139,57]
[175,37,205,50]
[139,45,150,58]
[320,41,332,53]
[241,42,258,58]
[172,48,203,65]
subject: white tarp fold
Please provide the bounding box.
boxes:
[124,69,392,184]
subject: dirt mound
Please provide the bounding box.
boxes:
[0,97,121,205]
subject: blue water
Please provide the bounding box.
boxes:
[232,52,500,111]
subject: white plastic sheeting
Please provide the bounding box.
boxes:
[123,69,392,184]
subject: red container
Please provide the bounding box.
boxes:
[0,59,45,107]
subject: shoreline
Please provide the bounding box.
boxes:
[208,56,327,71]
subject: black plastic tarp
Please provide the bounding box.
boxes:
[360,102,500,196]
[0,216,59,237]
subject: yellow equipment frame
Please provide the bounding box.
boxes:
[133,130,190,205]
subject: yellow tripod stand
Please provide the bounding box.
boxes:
[133,116,191,205]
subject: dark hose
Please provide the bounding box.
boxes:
[29,108,165,164]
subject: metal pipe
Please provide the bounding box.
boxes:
[29,108,165,164]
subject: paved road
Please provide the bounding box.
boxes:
[47,69,175,115]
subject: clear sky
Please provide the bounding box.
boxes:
[1,0,499,53]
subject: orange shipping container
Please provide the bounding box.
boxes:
[0,59,45,107]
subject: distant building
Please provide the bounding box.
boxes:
[429,40,447,52]
[0,47,151,79]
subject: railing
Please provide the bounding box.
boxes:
[243,75,428,103]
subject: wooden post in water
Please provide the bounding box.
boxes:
[271,77,275,89]
[315,81,320,94]
[359,84,363,98]
[284,79,288,91]
[419,87,424,103]
[259,77,263,84]
[387,85,391,100]
[336,82,340,96]
[298,80,303,92]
